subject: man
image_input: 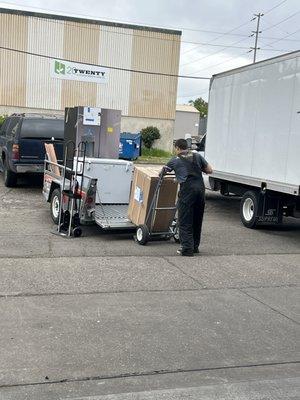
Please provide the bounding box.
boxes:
[163,139,212,257]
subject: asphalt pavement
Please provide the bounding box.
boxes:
[0,175,299,399]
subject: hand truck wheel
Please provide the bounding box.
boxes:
[171,219,180,243]
[173,230,180,243]
[62,210,71,230]
[136,224,150,245]
[72,226,82,238]
[73,212,80,227]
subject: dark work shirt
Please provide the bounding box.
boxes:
[166,150,209,184]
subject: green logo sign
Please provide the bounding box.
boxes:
[55,61,65,75]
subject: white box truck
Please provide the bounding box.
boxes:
[203,50,300,228]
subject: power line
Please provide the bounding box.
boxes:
[181,19,252,56]
[0,45,211,80]
[181,0,292,57]
[190,51,249,75]
[1,5,299,50]
[0,7,290,49]
[178,90,209,99]
[0,1,297,39]
[267,27,300,46]
[0,8,296,53]
[263,0,288,15]
[263,10,300,31]
[180,37,249,68]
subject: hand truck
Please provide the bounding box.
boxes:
[135,169,180,245]
[55,141,87,238]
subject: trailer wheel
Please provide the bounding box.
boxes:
[240,191,259,228]
[136,224,150,245]
[50,188,61,224]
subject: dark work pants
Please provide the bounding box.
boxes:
[178,178,205,254]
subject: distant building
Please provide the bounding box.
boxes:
[0,8,181,150]
[174,104,200,140]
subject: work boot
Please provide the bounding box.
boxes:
[177,248,194,257]
[193,248,200,254]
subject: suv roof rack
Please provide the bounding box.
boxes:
[10,113,63,119]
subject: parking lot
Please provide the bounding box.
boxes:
[0,175,299,399]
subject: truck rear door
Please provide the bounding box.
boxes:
[18,118,64,164]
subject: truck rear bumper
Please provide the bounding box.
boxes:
[15,164,44,173]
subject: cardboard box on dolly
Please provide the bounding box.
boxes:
[128,166,178,232]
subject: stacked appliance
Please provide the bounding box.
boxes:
[64,106,133,204]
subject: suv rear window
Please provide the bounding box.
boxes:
[20,118,64,139]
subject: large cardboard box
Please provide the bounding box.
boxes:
[128,166,178,232]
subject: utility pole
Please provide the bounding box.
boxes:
[250,13,263,63]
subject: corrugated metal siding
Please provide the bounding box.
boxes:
[61,21,100,108]
[129,30,180,119]
[96,26,133,114]
[0,11,181,120]
[0,13,28,107]
[26,17,64,110]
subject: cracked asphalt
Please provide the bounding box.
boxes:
[0,174,299,399]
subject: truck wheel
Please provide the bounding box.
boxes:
[3,160,17,187]
[240,191,259,228]
[50,188,61,224]
[136,224,150,245]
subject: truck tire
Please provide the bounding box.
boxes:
[3,159,17,187]
[50,188,61,224]
[240,191,259,229]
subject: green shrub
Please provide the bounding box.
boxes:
[140,126,161,149]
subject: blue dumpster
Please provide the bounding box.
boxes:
[119,132,141,160]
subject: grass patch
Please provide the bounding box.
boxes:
[136,148,173,164]
[141,148,173,158]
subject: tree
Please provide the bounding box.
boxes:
[141,126,161,149]
[189,97,208,118]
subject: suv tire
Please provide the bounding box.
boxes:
[3,159,17,187]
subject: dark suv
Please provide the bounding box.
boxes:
[0,113,64,187]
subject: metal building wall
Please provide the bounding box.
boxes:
[96,26,133,115]
[129,30,180,119]
[26,17,63,110]
[0,9,181,120]
[0,13,28,107]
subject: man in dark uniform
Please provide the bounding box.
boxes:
[163,139,212,257]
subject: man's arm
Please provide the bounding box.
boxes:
[197,153,213,174]
[160,158,174,177]
[204,163,213,174]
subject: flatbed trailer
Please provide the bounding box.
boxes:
[43,159,178,242]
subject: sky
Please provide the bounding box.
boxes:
[0,0,299,103]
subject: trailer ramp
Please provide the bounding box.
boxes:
[94,204,135,229]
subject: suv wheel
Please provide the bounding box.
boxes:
[3,159,17,187]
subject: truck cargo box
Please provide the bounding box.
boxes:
[206,50,300,196]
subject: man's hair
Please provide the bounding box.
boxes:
[175,139,188,150]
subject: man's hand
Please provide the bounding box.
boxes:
[159,166,172,178]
